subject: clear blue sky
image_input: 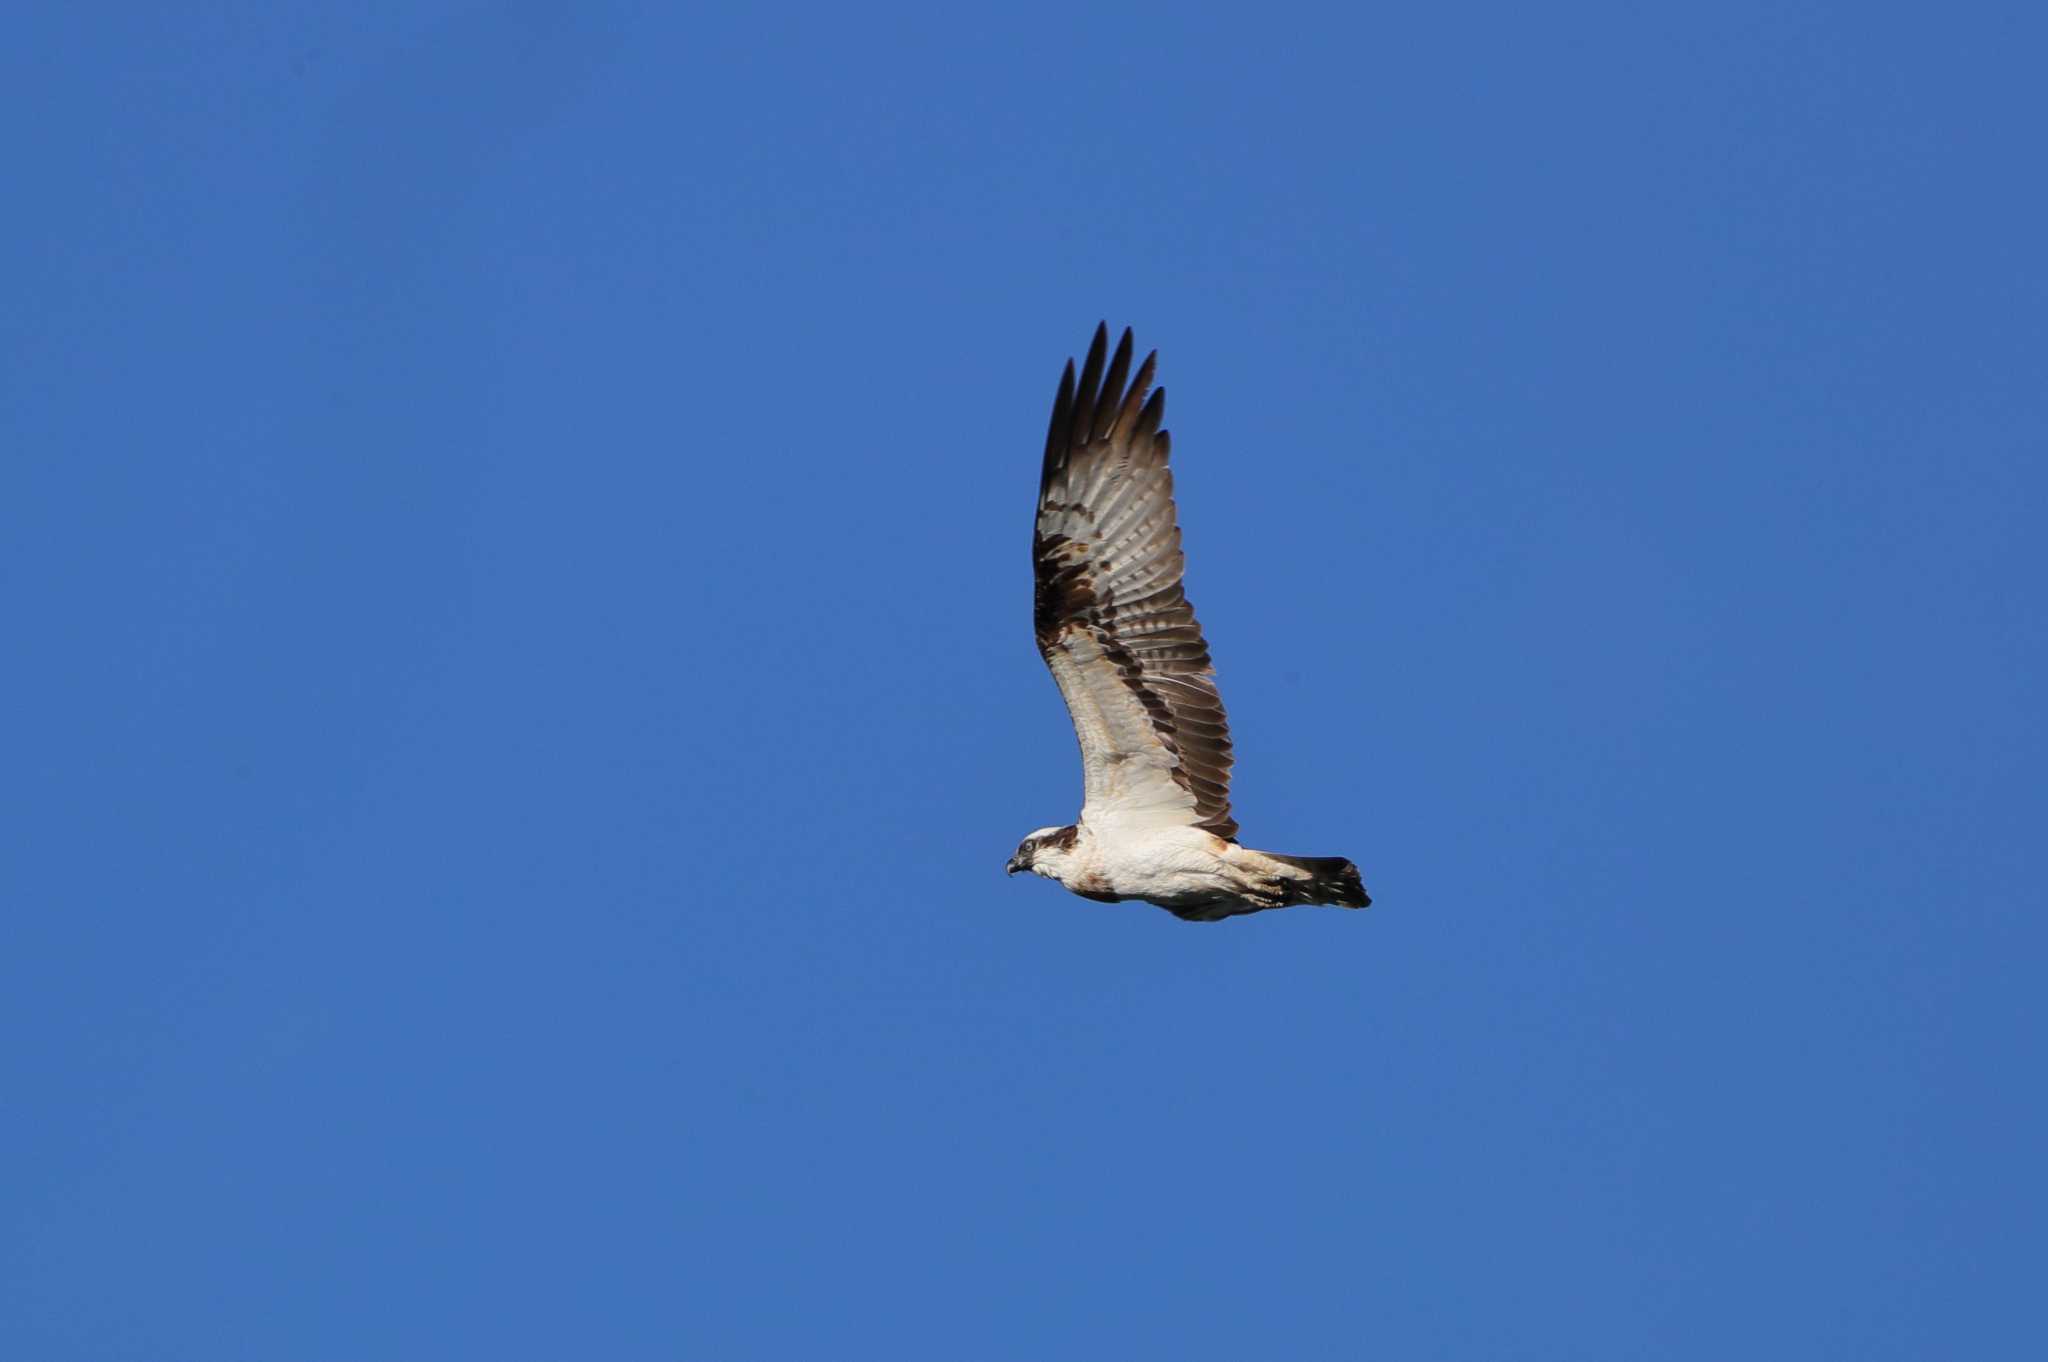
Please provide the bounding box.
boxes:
[5,3,2043,1357]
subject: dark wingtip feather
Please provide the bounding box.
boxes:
[1073,324,1109,433]
[1132,385,1167,443]
[1112,350,1158,438]
[1041,358,1077,491]
[1094,328,1136,442]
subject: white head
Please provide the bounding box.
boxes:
[1006,824,1079,879]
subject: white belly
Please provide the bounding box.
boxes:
[1075,823,1237,907]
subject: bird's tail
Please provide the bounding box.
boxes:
[1262,853,1372,909]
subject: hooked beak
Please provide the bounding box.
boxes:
[1005,857,1022,875]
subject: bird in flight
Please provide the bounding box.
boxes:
[1008,324,1372,922]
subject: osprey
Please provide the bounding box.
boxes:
[1008,324,1372,922]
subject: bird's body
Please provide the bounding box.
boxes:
[1008,324,1371,922]
[1011,820,1366,923]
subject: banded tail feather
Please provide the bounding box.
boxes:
[1261,853,1372,909]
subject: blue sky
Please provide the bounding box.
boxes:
[5,3,2044,1357]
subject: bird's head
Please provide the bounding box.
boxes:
[1007,825,1076,877]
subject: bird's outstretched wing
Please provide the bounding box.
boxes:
[1033,324,1236,840]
